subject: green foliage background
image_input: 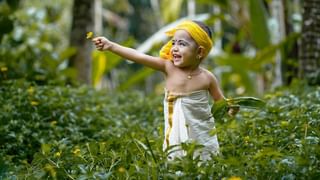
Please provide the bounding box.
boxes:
[0,0,76,85]
[1,80,319,179]
[0,0,302,95]
[1,0,318,179]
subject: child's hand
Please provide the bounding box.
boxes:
[92,37,113,51]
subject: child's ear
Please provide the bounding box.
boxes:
[197,46,205,60]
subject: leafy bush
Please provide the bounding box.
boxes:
[0,80,319,179]
[0,1,75,84]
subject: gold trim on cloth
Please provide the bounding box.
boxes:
[165,93,177,147]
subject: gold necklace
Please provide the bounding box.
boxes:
[187,68,202,79]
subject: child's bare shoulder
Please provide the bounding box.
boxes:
[202,68,219,83]
[202,68,215,78]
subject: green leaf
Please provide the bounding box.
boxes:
[41,143,51,155]
[117,67,154,91]
[249,0,270,49]
[215,54,255,93]
[211,96,265,119]
[6,0,20,10]
[227,97,266,109]
[251,33,300,70]
[211,99,228,120]
[253,148,283,159]
[0,16,14,41]
[58,47,77,61]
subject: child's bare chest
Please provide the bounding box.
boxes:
[165,71,209,93]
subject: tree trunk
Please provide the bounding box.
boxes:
[282,0,300,85]
[298,0,320,85]
[69,0,94,84]
[94,0,102,35]
[270,0,285,88]
[187,0,196,17]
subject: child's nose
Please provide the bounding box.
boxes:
[172,45,178,51]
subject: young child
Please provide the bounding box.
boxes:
[93,20,234,160]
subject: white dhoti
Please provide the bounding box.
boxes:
[163,89,220,161]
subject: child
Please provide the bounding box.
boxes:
[92,20,235,160]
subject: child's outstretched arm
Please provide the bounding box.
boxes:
[92,37,166,72]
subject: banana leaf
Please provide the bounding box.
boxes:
[211,97,266,119]
[211,99,229,119]
[226,97,266,109]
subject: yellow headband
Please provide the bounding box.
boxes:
[159,20,213,60]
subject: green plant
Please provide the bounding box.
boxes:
[212,97,266,119]
[0,80,319,179]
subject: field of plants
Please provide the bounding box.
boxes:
[0,80,319,179]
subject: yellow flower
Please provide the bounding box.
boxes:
[86,31,94,39]
[50,121,57,126]
[228,176,242,180]
[280,121,289,127]
[54,151,61,157]
[31,101,39,106]
[1,67,8,72]
[244,136,250,144]
[118,167,126,173]
[73,148,81,156]
[27,87,35,94]
[44,163,56,178]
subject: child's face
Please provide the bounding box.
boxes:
[170,30,199,68]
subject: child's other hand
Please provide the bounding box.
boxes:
[92,37,113,51]
[227,105,240,117]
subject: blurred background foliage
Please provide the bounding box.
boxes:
[1,0,319,178]
[0,0,311,96]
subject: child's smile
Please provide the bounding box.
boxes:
[172,54,182,63]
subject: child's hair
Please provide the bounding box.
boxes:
[193,20,212,38]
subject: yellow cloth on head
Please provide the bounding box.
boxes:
[159,20,213,60]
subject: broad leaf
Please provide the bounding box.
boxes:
[249,0,270,49]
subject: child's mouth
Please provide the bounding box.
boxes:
[173,54,182,59]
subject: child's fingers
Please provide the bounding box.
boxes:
[92,38,104,47]
[92,37,103,44]
[98,44,104,49]
[91,37,110,51]
[94,41,101,46]
[92,38,99,43]
[96,43,105,51]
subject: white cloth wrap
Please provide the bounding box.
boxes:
[163,90,219,160]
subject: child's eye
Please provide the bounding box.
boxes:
[178,42,186,46]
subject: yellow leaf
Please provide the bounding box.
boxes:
[92,53,107,87]
[73,148,81,156]
[27,87,35,94]
[31,101,39,106]
[54,151,61,157]
[118,167,126,173]
[1,67,8,72]
[228,176,242,180]
[86,31,94,39]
